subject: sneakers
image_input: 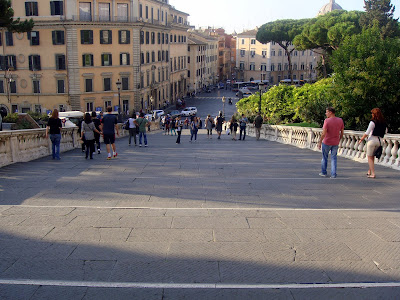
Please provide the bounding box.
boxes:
[97,149,101,154]
[113,152,118,158]
[107,156,112,160]
[145,145,148,147]
[319,173,327,177]
[139,144,142,147]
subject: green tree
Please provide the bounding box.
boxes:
[333,26,400,132]
[292,78,337,126]
[294,10,363,78]
[256,19,309,82]
[0,0,34,32]
[360,0,400,38]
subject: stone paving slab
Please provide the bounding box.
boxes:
[1,127,400,298]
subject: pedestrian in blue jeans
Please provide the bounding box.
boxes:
[46,109,63,160]
[135,112,149,147]
[317,107,344,178]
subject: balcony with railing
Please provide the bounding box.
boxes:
[69,15,138,23]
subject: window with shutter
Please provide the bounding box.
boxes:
[56,54,66,70]
[10,81,16,93]
[29,55,41,70]
[85,78,93,92]
[81,30,93,44]
[0,56,7,70]
[0,80,4,93]
[100,30,112,44]
[52,31,65,45]
[57,79,65,93]
[25,2,38,16]
[120,53,129,65]
[7,55,17,70]
[28,31,40,46]
[102,54,112,66]
[5,32,13,46]
[119,30,129,44]
[82,54,93,67]
[122,77,129,90]
[33,80,40,93]
[140,31,144,44]
[103,78,111,91]
[50,1,63,15]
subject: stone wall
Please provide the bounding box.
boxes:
[0,122,160,168]
[247,124,400,171]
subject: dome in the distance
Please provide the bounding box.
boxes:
[318,0,343,16]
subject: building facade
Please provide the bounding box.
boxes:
[235,29,318,84]
[0,0,190,115]
[187,31,218,94]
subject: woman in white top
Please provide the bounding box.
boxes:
[128,113,137,146]
[358,108,387,178]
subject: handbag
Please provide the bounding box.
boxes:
[374,137,383,159]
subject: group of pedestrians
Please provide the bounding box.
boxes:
[318,107,387,179]
[47,104,388,179]
[126,112,149,147]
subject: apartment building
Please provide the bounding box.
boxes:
[187,31,218,94]
[235,29,318,84]
[168,7,189,104]
[0,0,190,115]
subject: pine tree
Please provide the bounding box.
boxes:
[0,0,34,32]
[360,0,399,38]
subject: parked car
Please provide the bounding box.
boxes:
[152,110,165,119]
[180,107,197,116]
[59,111,84,128]
[169,110,181,118]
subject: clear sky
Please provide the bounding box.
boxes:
[170,0,400,34]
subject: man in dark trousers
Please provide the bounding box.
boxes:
[101,106,119,160]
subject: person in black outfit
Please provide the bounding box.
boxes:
[45,109,62,160]
[77,118,85,152]
[91,111,101,154]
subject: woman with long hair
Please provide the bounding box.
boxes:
[358,108,387,178]
[205,114,213,139]
[81,112,100,159]
[46,109,63,160]
[128,112,137,146]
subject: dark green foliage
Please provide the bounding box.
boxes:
[0,0,34,32]
[360,0,400,38]
[293,10,363,78]
[333,26,400,132]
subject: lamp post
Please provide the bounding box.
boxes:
[222,96,226,118]
[258,82,265,114]
[116,79,122,122]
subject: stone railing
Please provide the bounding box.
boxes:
[247,124,400,171]
[0,122,160,168]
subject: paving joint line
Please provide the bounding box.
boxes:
[1,205,400,211]
[0,279,400,290]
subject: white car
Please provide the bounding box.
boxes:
[152,110,165,119]
[180,107,197,116]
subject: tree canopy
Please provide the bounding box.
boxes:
[333,26,400,131]
[256,19,310,82]
[293,10,363,78]
[360,0,400,38]
[0,0,34,32]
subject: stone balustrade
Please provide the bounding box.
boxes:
[247,124,400,171]
[0,122,160,168]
